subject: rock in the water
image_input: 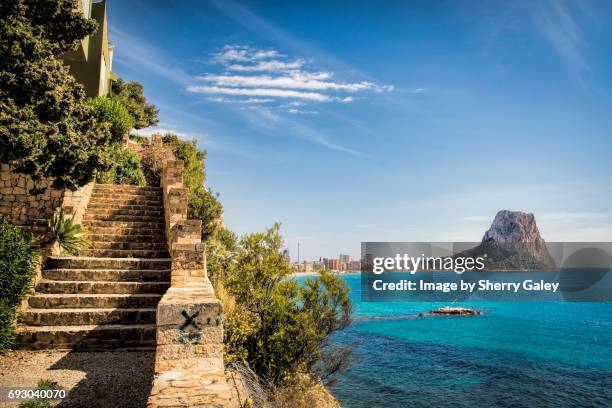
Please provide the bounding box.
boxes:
[462,210,557,271]
[430,306,481,316]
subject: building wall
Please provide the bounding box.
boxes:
[62,0,112,97]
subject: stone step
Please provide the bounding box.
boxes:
[88,197,163,206]
[36,280,170,294]
[94,184,162,192]
[46,257,171,270]
[80,249,169,258]
[87,241,168,251]
[88,203,164,211]
[87,233,166,243]
[83,214,165,222]
[91,191,163,200]
[15,324,157,349]
[85,227,165,238]
[42,268,170,282]
[22,308,156,326]
[86,208,164,217]
[83,219,165,228]
[28,294,163,309]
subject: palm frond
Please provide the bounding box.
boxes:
[48,209,88,255]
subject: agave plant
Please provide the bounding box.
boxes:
[48,209,88,255]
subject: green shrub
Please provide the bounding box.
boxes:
[0,216,40,349]
[223,224,352,385]
[129,134,149,145]
[91,97,135,143]
[37,379,59,390]
[48,209,87,255]
[17,400,52,408]
[162,133,205,195]
[96,144,145,185]
[187,188,223,240]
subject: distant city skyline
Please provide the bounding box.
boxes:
[109,0,612,260]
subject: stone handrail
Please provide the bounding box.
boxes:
[148,136,232,407]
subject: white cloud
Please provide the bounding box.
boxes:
[188,85,331,101]
[199,73,376,92]
[132,126,190,138]
[196,45,393,107]
[227,60,305,72]
[287,108,318,115]
[214,45,280,63]
[207,97,274,104]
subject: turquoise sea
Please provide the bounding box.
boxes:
[303,274,612,408]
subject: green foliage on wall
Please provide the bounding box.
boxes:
[0,217,40,349]
[111,78,159,129]
[223,224,352,386]
[90,97,135,143]
[0,0,113,190]
[96,144,145,186]
[162,133,223,239]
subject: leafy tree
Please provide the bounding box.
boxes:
[0,0,113,190]
[96,144,145,185]
[91,97,135,143]
[223,224,352,385]
[111,78,158,129]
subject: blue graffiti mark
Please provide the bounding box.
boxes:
[178,309,201,346]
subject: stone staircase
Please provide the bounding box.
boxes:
[16,184,171,349]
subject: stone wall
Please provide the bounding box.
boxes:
[0,165,94,230]
[148,137,235,407]
[0,165,62,226]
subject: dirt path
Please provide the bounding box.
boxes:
[0,349,154,408]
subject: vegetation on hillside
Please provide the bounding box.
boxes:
[0,0,112,190]
[160,133,224,240]
[0,217,40,349]
[222,224,352,386]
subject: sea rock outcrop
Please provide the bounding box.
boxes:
[462,210,557,271]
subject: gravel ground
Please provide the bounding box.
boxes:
[0,349,154,408]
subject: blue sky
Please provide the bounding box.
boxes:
[107,0,612,260]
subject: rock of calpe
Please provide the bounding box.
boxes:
[465,210,557,271]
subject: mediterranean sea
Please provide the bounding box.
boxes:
[297,273,612,407]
